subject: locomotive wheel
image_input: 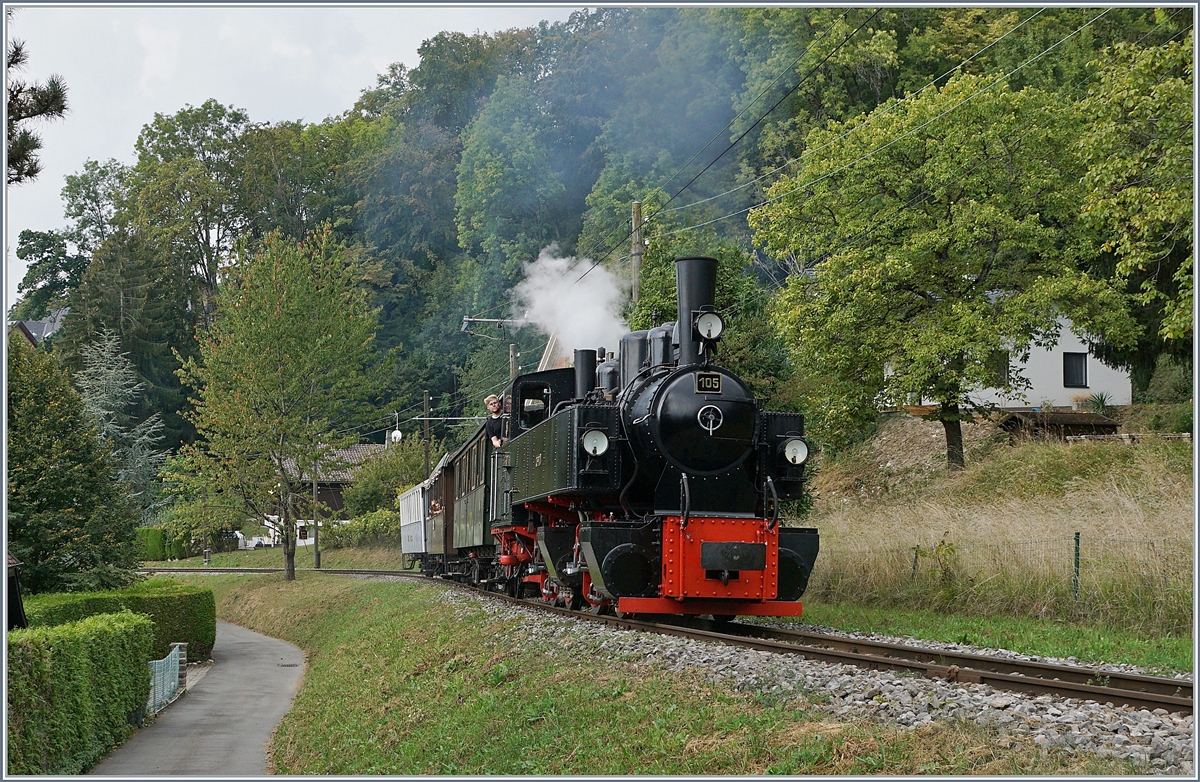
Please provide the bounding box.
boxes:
[567,589,584,611]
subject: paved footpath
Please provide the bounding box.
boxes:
[89,620,305,776]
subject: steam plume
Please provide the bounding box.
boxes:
[512,245,628,357]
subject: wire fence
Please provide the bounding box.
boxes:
[146,644,182,716]
[813,534,1193,634]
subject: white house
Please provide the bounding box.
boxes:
[969,320,1132,410]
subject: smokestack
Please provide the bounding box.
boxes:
[574,349,597,399]
[675,257,718,366]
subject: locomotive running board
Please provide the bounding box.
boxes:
[618,597,804,617]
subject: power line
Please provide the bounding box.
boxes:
[573,8,885,285]
[566,8,855,272]
[658,7,1116,243]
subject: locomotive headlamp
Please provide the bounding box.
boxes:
[581,429,610,456]
[782,437,809,466]
[695,311,725,340]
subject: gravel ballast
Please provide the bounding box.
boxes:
[427,584,1193,775]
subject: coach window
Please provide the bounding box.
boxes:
[1063,352,1088,388]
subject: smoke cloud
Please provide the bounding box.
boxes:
[512,245,629,358]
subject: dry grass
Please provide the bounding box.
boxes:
[800,417,1193,633]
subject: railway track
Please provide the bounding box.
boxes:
[148,566,1193,715]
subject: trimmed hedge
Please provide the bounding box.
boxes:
[7,611,154,775]
[136,527,167,561]
[25,579,216,659]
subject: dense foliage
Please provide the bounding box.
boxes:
[6,337,141,593]
[341,437,435,518]
[11,7,1192,476]
[165,228,388,579]
[24,578,217,658]
[6,611,154,775]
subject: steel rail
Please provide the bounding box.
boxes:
[146,566,1192,714]
[721,622,1194,702]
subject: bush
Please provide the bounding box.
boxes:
[167,534,197,560]
[7,611,154,774]
[137,528,167,561]
[325,509,403,549]
[25,579,216,659]
[341,438,431,517]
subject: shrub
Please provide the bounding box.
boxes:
[25,579,216,659]
[7,611,154,774]
[325,509,403,549]
[342,438,431,517]
[167,534,198,560]
[137,527,167,561]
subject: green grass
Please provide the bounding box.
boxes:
[188,572,1146,775]
[798,601,1192,675]
[147,545,409,571]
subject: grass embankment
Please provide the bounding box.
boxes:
[149,545,409,571]
[196,572,1143,775]
[803,418,1192,638]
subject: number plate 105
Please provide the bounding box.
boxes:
[694,371,722,395]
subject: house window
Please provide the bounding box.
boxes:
[1063,352,1088,388]
[987,350,1010,387]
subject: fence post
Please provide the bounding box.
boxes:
[172,642,188,691]
[910,546,920,582]
[1073,532,1080,600]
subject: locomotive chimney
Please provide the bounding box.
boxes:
[574,349,597,399]
[675,256,718,366]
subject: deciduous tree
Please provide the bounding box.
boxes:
[168,227,387,580]
[752,74,1136,467]
[1078,32,1193,376]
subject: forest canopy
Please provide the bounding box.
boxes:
[13,6,1192,467]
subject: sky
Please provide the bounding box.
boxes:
[2,3,582,312]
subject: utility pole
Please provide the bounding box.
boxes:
[509,343,517,383]
[423,389,431,479]
[312,471,320,569]
[631,201,643,304]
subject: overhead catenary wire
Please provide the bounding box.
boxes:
[566,8,856,272]
[573,8,885,285]
[655,7,1116,243]
[658,7,1050,216]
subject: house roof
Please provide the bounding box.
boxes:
[8,553,23,570]
[284,443,387,484]
[9,308,68,345]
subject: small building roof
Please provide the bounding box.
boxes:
[284,444,388,484]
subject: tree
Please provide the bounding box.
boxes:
[58,227,197,451]
[341,437,437,518]
[752,74,1136,468]
[1078,32,1193,384]
[127,99,250,316]
[6,20,68,184]
[6,338,140,593]
[168,227,387,580]
[75,329,168,526]
[10,229,86,320]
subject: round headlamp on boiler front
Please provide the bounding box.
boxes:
[694,310,725,341]
[580,429,609,456]
[781,437,809,466]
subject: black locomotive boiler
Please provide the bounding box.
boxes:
[399,256,818,619]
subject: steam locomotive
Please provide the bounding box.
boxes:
[399,256,818,618]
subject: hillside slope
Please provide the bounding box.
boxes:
[800,415,1193,633]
